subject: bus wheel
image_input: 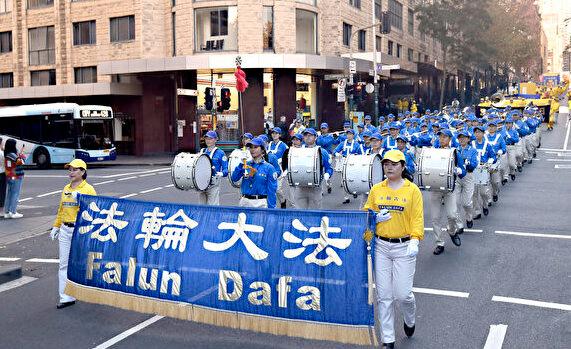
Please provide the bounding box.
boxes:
[34,147,51,169]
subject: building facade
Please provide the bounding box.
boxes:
[0,0,444,155]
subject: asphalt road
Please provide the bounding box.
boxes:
[1,116,570,349]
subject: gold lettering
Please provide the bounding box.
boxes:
[296,286,321,311]
[138,268,158,291]
[126,257,136,287]
[218,270,243,301]
[277,276,292,308]
[248,282,271,306]
[160,271,181,296]
[86,252,102,280]
[102,262,122,285]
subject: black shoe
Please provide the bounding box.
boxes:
[510,174,516,181]
[451,233,461,246]
[342,199,350,204]
[533,152,537,158]
[474,214,482,220]
[353,194,358,199]
[527,159,532,164]
[327,187,332,194]
[404,322,416,337]
[457,228,464,235]
[56,301,76,309]
[501,179,507,185]
[433,246,444,255]
[483,208,489,216]
[517,166,523,172]
[488,202,492,207]
[280,201,287,209]
[493,195,498,202]
[538,142,541,148]
[466,220,473,228]
[382,343,395,348]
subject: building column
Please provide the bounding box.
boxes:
[176,70,198,152]
[241,68,265,135]
[318,77,345,131]
[273,69,297,129]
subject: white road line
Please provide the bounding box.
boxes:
[139,187,163,194]
[36,190,61,198]
[118,176,138,181]
[564,120,571,150]
[18,197,33,203]
[93,180,116,186]
[546,158,571,162]
[26,258,59,263]
[538,147,571,152]
[492,296,571,311]
[164,184,174,188]
[0,276,37,293]
[424,227,483,233]
[412,287,470,298]
[92,315,164,349]
[120,193,138,199]
[0,257,20,262]
[483,324,508,349]
[138,173,157,177]
[95,167,171,179]
[554,164,571,169]
[495,230,571,240]
[158,171,170,174]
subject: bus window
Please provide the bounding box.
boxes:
[50,120,76,149]
[79,119,114,150]
[20,115,43,143]
[0,117,22,139]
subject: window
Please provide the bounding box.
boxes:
[420,31,426,42]
[296,9,317,54]
[73,21,96,46]
[389,0,403,30]
[110,15,135,42]
[74,66,97,84]
[0,72,13,88]
[424,54,428,63]
[195,7,238,51]
[295,0,315,4]
[343,22,352,47]
[408,8,414,35]
[388,40,393,55]
[375,36,381,52]
[375,0,381,20]
[418,52,421,62]
[27,0,52,9]
[358,30,366,51]
[28,26,55,66]
[408,48,413,62]
[0,31,11,53]
[1,0,12,13]
[30,69,56,86]
[349,0,360,9]
[397,43,402,58]
[263,6,273,51]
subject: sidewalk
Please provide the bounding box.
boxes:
[95,154,175,167]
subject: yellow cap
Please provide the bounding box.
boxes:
[65,159,87,170]
[382,149,406,163]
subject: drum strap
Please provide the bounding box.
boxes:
[268,141,282,154]
[343,140,355,155]
[201,147,219,159]
[472,140,489,163]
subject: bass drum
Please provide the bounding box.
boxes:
[342,154,383,195]
[416,147,457,192]
[228,148,252,188]
[171,153,213,191]
[287,146,322,187]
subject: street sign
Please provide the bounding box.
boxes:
[365,83,375,94]
[379,64,400,71]
[177,88,198,96]
[337,78,346,102]
[325,74,345,80]
[369,69,375,76]
[349,60,357,74]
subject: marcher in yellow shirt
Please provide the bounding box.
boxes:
[362,150,424,348]
[50,159,96,309]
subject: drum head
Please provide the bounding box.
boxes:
[193,154,213,191]
[228,149,251,188]
[370,154,383,186]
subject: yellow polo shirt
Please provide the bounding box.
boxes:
[53,180,97,228]
[363,179,424,240]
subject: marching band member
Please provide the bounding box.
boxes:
[336,120,353,143]
[361,131,373,154]
[316,123,338,194]
[198,131,228,206]
[356,123,366,143]
[363,149,424,349]
[231,137,278,209]
[472,126,496,219]
[382,122,401,151]
[511,111,531,166]
[268,127,289,209]
[367,132,384,155]
[291,133,303,148]
[429,129,465,255]
[364,114,377,133]
[456,131,478,230]
[291,128,333,209]
[502,116,520,181]
[334,129,363,204]
[485,120,506,203]
[395,135,416,175]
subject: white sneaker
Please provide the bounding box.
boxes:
[3,212,12,219]
[10,212,23,219]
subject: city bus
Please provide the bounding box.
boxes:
[0,103,117,168]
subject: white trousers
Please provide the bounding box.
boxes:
[276,176,287,205]
[58,224,76,303]
[473,183,491,215]
[506,147,517,176]
[198,179,220,206]
[490,159,502,197]
[499,153,509,180]
[374,239,416,344]
[238,197,268,208]
[456,172,475,224]
[291,185,323,209]
[429,188,460,246]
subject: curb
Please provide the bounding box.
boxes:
[0,265,22,285]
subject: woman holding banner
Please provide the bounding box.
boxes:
[363,149,424,348]
[50,159,96,309]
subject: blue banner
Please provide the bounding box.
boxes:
[67,195,375,345]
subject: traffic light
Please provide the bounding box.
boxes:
[221,88,231,110]
[216,101,224,113]
[381,12,391,34]
[205,87,213,110]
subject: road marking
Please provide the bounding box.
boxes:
[18,197,33,202]
[412,287,470,298]
[118,176,138,181]
[164,184,174,188]
[483,324,508,349]
[138,173,157,177]
[0,257,20,262]
[36,190,61,198]
[538,148,571,152]
[26,258,59,263]
[492,296,571,311]
[546,158,571,161]
[158,171,170,174]
[564,120,571,150]
[120,193,138,199]
[554,164,571,169]
[0,276,37,293]
[93,180,116,186]
[495,230,571,239]
[96,168,170,179]
[139,187,163,194]
[424,227,483,233]
[92,315,164,349]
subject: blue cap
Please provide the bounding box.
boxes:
[320,122,329,129]
[362,130,372,138]
[437,129,453,138]
[396,134,408,142]
[303,128,317,136]
[457,130,470,138]
[292,133,303,141]
[421,123,429,128]
[242,132,254,140]
[378,116,385,121]
[258,134,269,142]
[387,113,395,119]
[248,137,266,149]
[205,130,218,139]
[271,127,282,134]
[487,120,498,127]
[370,132,382,140]
[388,122,399,129]
[426,109,431,113]
[345,129,355,135]
[343,120,351,127]
[473,125,486,132]
[505,116,514,123]
[365,115,372,120]
[357,123,364,128]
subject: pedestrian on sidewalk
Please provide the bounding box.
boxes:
[0,137,6,213]
[363,150,424,348]
[50,159,96,309]
[4,138,26,219]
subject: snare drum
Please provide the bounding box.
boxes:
[287,147,322,187]
[228,148,252,188]
[416,147,456,192]
[473,165,490,185]
[342,154,383,195]
[171,153,212,191]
